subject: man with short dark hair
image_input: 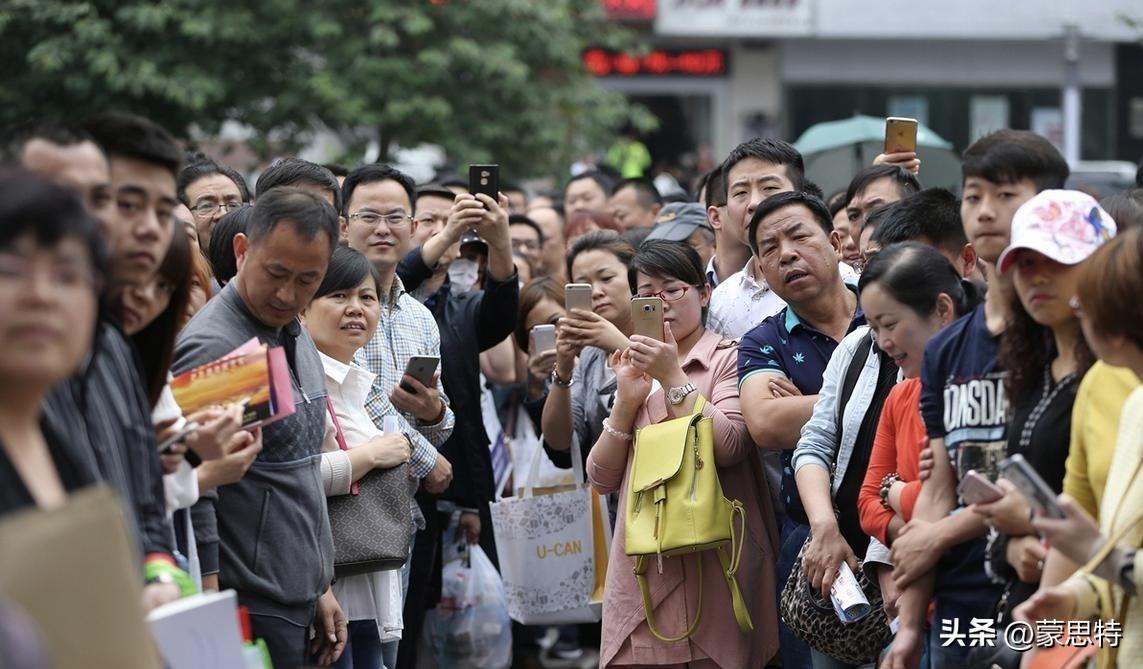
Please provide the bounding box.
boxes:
[527,205,566,278]
[698,165,748,289]
[174,187,345,668]
[871,188,980,281]
[178,155,251,253]
[37,113,185,614]
[256,157,341,210]
[502,182,528,215]
[840,165,921,270]
[508,214,544,276]
[737,190,860,669]
[9,123,112,220]
[608,176,662,231]
[883,129,1069,669]
[563,169,613,219]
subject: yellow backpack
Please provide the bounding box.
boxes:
[624,395,753,641]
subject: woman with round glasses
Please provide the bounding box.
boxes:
[587,240,778,668]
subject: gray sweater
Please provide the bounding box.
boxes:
[174,282,334,621]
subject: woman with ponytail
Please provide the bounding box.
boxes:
[856,242,982,619]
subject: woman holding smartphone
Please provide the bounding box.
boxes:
[587,240,778,669]
[971,191,1113,624]
[1015,227,1143,666]
[542,231,636,467]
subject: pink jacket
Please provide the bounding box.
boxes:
[587,329,780,668]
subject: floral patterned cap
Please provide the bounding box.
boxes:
[997,189,1117,275]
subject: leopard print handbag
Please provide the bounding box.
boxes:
[779,533,892,665]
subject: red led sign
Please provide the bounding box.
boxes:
[602,0,657,21]
[583,48,728,77]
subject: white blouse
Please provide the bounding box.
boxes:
[319,353,404,642]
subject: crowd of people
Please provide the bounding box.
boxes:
[2,109,1143,669]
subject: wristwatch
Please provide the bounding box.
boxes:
[667,382,697,405]
[549,366,574,389]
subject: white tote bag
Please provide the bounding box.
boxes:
[490,435,611,625]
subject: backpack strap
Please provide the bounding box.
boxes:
[836,331,875,427]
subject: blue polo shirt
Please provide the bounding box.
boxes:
[737,294,865,525]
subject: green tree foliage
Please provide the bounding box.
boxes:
[0,0,651,176]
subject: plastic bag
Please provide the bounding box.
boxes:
[427,528,512,669]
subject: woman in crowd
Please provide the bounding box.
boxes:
[515,276,566,408]
[304,246,413,669]
[587,240,778,668]
[0,171,103,515]
[855,243,982,618]
[971,190,1113,623]
[542,231,636,469]
[1015,226,1143,666]
[184,244,213,327]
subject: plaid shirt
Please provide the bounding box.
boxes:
[358,276,454,478]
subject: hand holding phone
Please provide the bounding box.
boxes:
[158,421,201,454]
[631,297,664,342]
[999,454,1065,519]
[469,164,499,208]
[957,470,1004,506]
[529,324,557,354]
[400,356,440,394]
[564,283,593,313]
[884,117,918,154]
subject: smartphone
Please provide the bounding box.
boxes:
[957,470,1004,506]
[400,355,440,393]
[468,164,500,205]
[529,324,557,354]
[565,283,593,313]
[884,117,918,154]
[158,421,200,454]
[998,454,1065,519]
[631,297,664,342]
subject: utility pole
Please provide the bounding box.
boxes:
[1062,24,1081,164]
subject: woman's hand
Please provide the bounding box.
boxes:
[611,347,652,416]
[527,348,558,385]
[197,429,262,490]
[183,403,245,461]
[1012,584,1077,624]
[1006,535,1047,583]
[1032,494,1105,566]
[626,322,686,387]
[560,309,629,354]
[160,443,188,475]
[803,523,858,600]
[554,322,580,381]
[877,563,900,619]
[972,479,1035,536]
[368,433,412,469]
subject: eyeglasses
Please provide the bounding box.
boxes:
[349,211,413,229]
[191,201,242,218]
[636,285,694,303]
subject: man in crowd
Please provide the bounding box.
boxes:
[508,214,545,278]
[256,158,341,210]
[872,188,982,283]
[697,165,748,289]
[608,176,662,231]
[839,164,921,269]
[644,202,715,269]
[527,204,566,278]
[883,130,1069,669]
[19,115,185,613]
[394,181,519,669]
[503,182,528,215]
[177,155,251,253]
[174,187,345,668]
[9,123,112,219]
[708,138,804,341]
[563,169,613,219]
[340,164,456,667]
[737,190,863,669]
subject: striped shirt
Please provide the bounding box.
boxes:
[358,276,454,479]
[42,322,174,558]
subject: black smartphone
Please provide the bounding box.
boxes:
[469,164,499,206]
[158,421,200,454]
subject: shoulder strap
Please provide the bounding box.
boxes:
[836,332,875,427]
[325,397,359,495]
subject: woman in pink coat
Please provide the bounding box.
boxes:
[587,240,780,668]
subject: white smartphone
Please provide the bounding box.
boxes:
[529,324,557,354]
[999,454,1065,519]
[956,470,1004,505]
[565,283,593,312]
[400,355,440,393]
